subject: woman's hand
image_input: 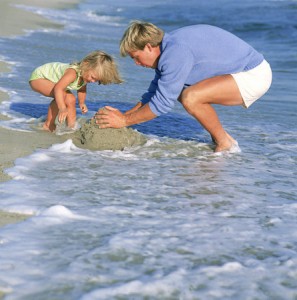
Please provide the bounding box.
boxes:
[94,106,127,129]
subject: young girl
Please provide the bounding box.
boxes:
[29,50,123,132]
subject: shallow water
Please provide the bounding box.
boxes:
[0,0,297,299]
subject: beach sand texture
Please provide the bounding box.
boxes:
[73,116,147,151]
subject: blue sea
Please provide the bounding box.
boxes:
[0,0,297,299]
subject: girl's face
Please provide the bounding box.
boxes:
[82,70,100,84]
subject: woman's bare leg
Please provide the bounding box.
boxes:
[180,75,243,152]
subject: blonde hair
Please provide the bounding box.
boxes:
[75,50,123,85]
[120,20,164,56]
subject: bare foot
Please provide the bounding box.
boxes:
[214,132,238,152]
[215,139,233,152]
[67,123,76,129]
[42,123,50,131]
[226,132,237,145]
[43,122,55,132]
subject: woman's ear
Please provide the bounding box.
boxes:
[146,43,153,52]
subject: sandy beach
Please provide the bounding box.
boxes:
[0,0,81,225]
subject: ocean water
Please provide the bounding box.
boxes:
[0,0,297,299]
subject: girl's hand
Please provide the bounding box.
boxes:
[58,108,68,124]
[80,103,88,114]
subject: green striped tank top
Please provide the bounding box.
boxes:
[29,62,86,91]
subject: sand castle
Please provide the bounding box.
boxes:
[72,118,147,151]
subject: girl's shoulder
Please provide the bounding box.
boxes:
[68,62,79,70]
[67,63,81,75]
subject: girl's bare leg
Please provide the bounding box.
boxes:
[30,79,57,131]
[44,100,59,132]
[64,92,76,128]
[180,75,243,152]
[30,79,55,97]
[30,79,77,130]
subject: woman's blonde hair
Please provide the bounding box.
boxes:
[76,50,123,85]
[120,20,164,56]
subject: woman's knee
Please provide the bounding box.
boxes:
[180,87,202,113]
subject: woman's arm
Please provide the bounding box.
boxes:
[96,103,157,128]
[124,101,143,115]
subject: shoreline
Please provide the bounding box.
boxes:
[0,0,81,226]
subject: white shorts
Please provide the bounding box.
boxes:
[231,60,272,108]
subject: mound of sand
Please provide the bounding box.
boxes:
[72,119,147,151]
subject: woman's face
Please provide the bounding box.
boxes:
[129,43,160,69]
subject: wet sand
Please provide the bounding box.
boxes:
[73,118,146,151]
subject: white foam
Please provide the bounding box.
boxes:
[84,10,122,26]
[0,120,34,132]
[37,205,92,221]
[229,141,241,153]
[48,139,78,153]
[55,121,81,136]
[213,140,241,156]
[81,269,186,299]
[6,152,51,180]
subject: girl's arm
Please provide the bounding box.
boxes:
[77,85,88,114]
[53,68,77,122]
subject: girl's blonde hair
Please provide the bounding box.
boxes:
[75,50,123,85]
[120,20,164,56]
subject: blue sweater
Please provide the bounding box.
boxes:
[141,24,264,116]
